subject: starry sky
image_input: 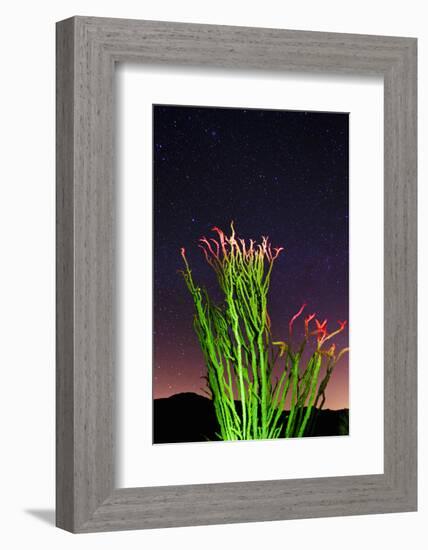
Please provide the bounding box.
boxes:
[153,104,349,410]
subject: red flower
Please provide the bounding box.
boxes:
[211,226,227,256]
[318,319,348,348]
[271,246,284,260]
[304,313,316,338]
[314,318,328,343]
[289,303,306,337]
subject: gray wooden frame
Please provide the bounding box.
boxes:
[56,16,417,533]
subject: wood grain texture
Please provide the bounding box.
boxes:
[56,18,75,532]
[56,16,417,533]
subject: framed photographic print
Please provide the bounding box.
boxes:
[56,16,417,532]
[151,104,350,445]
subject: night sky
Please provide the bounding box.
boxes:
[153,104,349,409]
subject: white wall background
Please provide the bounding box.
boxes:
[0,1,425,548]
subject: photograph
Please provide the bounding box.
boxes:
[0,2,418,543]
[152,104,350,444]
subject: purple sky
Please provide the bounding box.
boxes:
[153,105,349,410]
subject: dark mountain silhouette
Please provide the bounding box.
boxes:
[153,392,349,444]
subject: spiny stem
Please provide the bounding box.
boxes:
[179,225,348,440]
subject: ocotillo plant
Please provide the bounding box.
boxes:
[180,224,348,440]
[272,308,349,438]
